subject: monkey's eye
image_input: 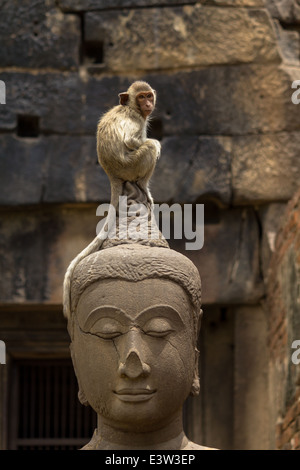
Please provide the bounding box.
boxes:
[138,94,145,100]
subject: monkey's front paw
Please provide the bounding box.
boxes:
[153,139,161,159]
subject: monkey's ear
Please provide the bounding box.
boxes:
[119,92,129,105]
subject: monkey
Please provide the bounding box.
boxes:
[63,81,161,319]
[97,80,161,208]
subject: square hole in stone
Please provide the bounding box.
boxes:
[82,41,104,65]
[17,115,40,138]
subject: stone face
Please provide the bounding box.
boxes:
[232,132,300,204]
[85,6,279,71]
[0,0,80,69]
[152,136,232,206]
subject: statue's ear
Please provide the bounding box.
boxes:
[70,343,90,406]
[190,347,200,396]
[119,92,129,105]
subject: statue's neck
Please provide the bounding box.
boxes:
[82,414,189,450]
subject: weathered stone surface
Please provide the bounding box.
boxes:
[199,307,235,450]
[0,0,80,69]
[0,136,47,205]
[149,65,300,136]
[272,20,300,65]
[0,133,230,207]
[267,188,300,449]
[171,208,264,305]
[265,0,300,23]
[204,0,263,5]
[258,203,287,282]
[85,6,279,71]
[0,135,110,206]
[1,64,299,136]
[152,136,232,206]
[233,305,270,450]
[0,206,98,305]
[0,71,122,134]
[58,0,193,10]
[58,0,264,10]
[232,132,300,204]
[0,206,263,306]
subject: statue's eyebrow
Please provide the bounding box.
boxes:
[136,305,184,328]
[82,305,127,331]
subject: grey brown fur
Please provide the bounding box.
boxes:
[97,80,161,208]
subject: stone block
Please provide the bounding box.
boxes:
[204,0,263,5]
[0,206,99,305]
[170,208,264,305]
[0,0,80,69]
[58,0,264,10]
[151,135,232,206]
[58,0,206,11]
[84,6,279,71]
[265,0,300,23]
[1,64,299,136]
[0,135,110,206]
[0,72,123,135]
[0,206,263,306]
[272,20,300,65]
[0,133,231,207]
[0,136,47,205]
[233,305,270,450]
[232,132,300,204]
[258,203,287,282]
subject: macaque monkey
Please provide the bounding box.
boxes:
[97,80,161,208]
[63,81,161,318]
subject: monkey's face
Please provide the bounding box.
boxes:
[136,91,155,118]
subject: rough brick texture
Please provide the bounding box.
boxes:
[267,188,300,449]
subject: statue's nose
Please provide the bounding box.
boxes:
[118,349,151,378]
[117,323,151,376]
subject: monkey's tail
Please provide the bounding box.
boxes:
[63,235,103,319]
[63,200,118,320]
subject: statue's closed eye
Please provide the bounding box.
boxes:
[142,318,174,338]
[89,318,124,339]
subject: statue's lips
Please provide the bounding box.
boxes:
[114,388,156,402]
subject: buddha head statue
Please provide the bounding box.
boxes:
[64,243,213,450]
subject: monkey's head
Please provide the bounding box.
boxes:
[119,81,156,119]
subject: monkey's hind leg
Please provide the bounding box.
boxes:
[136,178,154,207]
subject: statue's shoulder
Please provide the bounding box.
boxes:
[182,440,218,450]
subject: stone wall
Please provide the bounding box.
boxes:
[267,188,300,450]
[0,0,300,450]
